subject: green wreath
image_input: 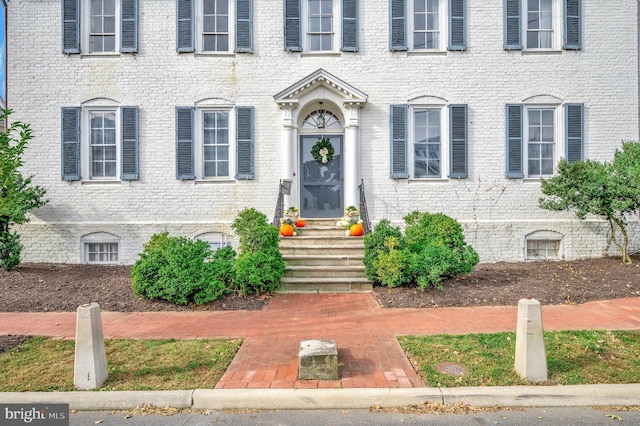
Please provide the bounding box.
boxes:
[311,138,334,164]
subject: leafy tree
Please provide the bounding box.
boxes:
[0,110,48,270]
[539,141,640,263]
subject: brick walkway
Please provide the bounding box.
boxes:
[1,295,639,389]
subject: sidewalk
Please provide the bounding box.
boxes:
[1,294,639,391]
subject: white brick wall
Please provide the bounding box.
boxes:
[8,0,639,264]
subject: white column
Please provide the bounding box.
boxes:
[279,102,298,207]
[343,102,363,209]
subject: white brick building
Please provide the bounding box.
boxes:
[7,0,639,264]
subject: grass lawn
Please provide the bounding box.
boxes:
[0,337,241,392]
[399,330,640,387]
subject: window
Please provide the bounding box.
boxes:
[526,239,560,260]
[285,0,358,52]
[527,108,555,176]
[390,103,468,179]
[390,0,466,51]
[195,232,230,250]
[175,105,254,180]
[177,0,253,53]
[61,104,139,181]
[505,103,583,178]
[62,0,138,54]
[504,0,581,50]
[525,231,563,260]
[81,232,120,264]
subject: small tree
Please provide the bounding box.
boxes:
[0,110,48,270]
[539,141,640,263]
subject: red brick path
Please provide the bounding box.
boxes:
[1,295,639,389]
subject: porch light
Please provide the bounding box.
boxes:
[317,102,326,129]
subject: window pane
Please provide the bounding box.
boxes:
[541,143,553,158]
[414,34,426,50]
[104,161,116,177]
[528,143,540,158]
[541,110,554,124]
[217,112,229,127]
[414,160,427,178]
[204,0,215,14]
[415,0,426,12]
[217,16,228,33]
[203,16,215,32]
[427,143,440,160]
[104,145,116,160]
[427,160,440,177]
[217,161,229,176]
[528,12,539,30]
[216,0,228,14]
[103,36,115,52]
[104,16,115,33]
[92,161,103,176]
[321,34,332,50]
[321,17,332,32]
[217,35,229,51]
[217,145,229,160]
[541,159,553,175]
[321,0,332,14]
[528,0,538,12]
[414,144,427,160]
[216,128,229,143]
[542,127,554,142]
[309,17,320,32]
[91,16,103,32]
[529,127,540,142]
[309,35,321,51]
[204,162,216,176]
[427,0,438,13]
[203,35,216,51]
[104,0,115,13]
[528,159,540,175]
[414,14,426,31]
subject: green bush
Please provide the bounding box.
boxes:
[131,232,236,305]
[0,231,22,272]
[232,208,285,295]
[364,212,479,289]
[363,219,404,281]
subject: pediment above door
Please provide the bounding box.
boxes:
[273,68,368,109]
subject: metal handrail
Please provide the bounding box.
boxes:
[358,179,372,235]
[272,179,291,227]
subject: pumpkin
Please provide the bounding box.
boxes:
[349,223,364,236]
[295,219,306,228]
[280,223,294,236]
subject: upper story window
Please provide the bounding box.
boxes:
[62,0,138,54]
[61,103,139,182]
[175,104,254,180]
[505,102,584,179]
[504,0,581,51]
[391,0,466,52]
[285,0,359,53]
[390,102,468,180]
[177,0,253,53]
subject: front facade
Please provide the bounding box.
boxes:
[7,0,639,264]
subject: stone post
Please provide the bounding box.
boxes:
[514,298,548,383]
[74,302,108,390]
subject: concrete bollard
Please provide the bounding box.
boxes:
[74,302,108,390]
[299,339,339,380]
[514,298,548,383]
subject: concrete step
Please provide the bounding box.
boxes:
[279,235,364,247]
[278,277,373,293]
[279,245,367,257]
[283,255,364,267]
[284,265,366,279]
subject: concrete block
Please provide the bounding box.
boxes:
[298,339,339,380]
[74,302,108,390]
[514,298,548,383]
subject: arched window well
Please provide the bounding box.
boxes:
[302,109,341,130]
[81,232,120,264]
[525,230,563,261]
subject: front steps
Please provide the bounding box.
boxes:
[278,218,373,293]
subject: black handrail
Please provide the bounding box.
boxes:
[358,179,372,235]
[272,179,291,227]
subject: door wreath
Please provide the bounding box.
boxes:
[311,138,334,164]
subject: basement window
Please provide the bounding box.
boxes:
[525,231,563,260]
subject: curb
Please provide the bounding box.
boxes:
[2,384,640,410]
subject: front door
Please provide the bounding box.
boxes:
[300,135,343,218]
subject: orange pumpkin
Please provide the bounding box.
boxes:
[295,219,306,228]
[349,223,364,236]
[280,223,294,236]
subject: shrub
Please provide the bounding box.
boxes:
[363,219,404,281]
[232,208,285,295]
[372,237,415,288]
[364,212,479,289]
[0,231,22,272]
[131,232,236,305]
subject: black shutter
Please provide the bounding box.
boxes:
[390,0,407,51]
[121,106,139,180]
[448,0,466,51]
[62,0,80,53]
[390,104,409,178]
[235,107,255,180]
[341,0,358,52]
[61,107,81,180]
[506,104,524,178]
[449,104,468,178]
[177,0,195,52]
[120,0,138,53]
[504,0,522,50]
[565,103,584,163]
[236,0,253,53]
[284,0,302,51]
[563,0,582,50]
[175,107,195,179]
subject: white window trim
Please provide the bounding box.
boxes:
[525,231,564,260]
[194,106,235,180]
[81,232,121,264]
[82,0,121,55]
[301,0,341,53]
[408,102,449,180]
[408,0,446,52]
[523,103,563,179]
[522,0,562,52]
[195,0,235,54]
[195,232,230,250]
[81,105,121,182]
